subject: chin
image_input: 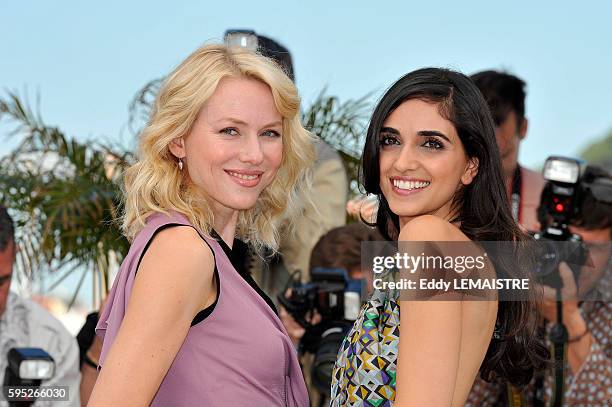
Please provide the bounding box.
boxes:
[227,203,257,211]
[388,204,423,218]
[229,198,260,211]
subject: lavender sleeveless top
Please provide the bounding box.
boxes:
[95,211,309,406]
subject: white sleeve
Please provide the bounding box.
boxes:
[27,304,81,407]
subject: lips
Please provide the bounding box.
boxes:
[225,169,263,187]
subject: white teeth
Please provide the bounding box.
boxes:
[228,171,258,180]
[393,180,430,190]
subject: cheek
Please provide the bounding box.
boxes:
[428,156,462,180]
[495,132,512,153]
[186,155,215,186]
[265,141,283,169]
[192,140,231,170]
[379,152,393,176]
[260,142,283,185]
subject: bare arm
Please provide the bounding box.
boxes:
[87,226,215,407]
[540,263,599,374]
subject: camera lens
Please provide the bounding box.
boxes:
[311,323,351,395]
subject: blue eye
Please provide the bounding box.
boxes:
[261,130,281,138]
[220,127,239,136]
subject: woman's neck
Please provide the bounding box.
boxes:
[211,205,239,249]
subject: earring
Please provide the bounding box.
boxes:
[178,158,184,171]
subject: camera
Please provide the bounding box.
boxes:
[3,347,55,407]
[278,267,363,395]
[223,29,259,50]
[533,156,592,288]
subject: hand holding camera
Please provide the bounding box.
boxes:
[538,262,585,337]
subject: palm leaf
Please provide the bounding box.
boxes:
[0,91,130,307]
[301,88,371,195]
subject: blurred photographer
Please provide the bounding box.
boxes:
[279,222,381,406]
[471,70,545,232]
[536,164,611,405]
[468,165,611,406]
[0,205,81,406]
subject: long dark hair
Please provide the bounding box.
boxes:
[361,67,548,387]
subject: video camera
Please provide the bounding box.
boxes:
[278,267,363,396]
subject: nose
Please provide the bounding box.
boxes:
[392,145,420,173]
[239,134,264,165]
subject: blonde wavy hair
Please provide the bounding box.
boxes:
[122,43,315,253]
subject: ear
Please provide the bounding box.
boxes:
[461,157,479,185]
[168,137,186,159]
[518,117,528,140]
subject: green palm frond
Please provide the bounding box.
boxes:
[128,78,163,136]
[0,91,130,307]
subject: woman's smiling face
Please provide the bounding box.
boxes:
[170,76,284,217]
[378,99,478,225]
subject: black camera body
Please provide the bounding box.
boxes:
[279,267,360,327]
[278,267,363,395]
[533,156,589,288]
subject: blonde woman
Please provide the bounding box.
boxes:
[88,44,313,407]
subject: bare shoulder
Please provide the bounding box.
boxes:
[145,226,214,266]
[138,225,215,289]
[399,215,469,242]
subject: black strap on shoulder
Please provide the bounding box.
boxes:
[210,230,278,315]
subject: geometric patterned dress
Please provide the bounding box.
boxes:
[330,269,401,407]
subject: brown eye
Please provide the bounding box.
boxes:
[380,135,400,146]
[422,138,444,150]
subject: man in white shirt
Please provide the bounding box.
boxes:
[0,205,80,406]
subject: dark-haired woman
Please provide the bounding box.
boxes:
[330,68,547,406]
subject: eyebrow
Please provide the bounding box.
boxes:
[380,127,452,143]
[417,130,452,143]
[215,118,282,128]
[261,120,282,128]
